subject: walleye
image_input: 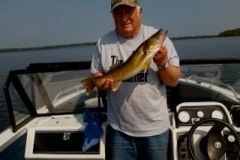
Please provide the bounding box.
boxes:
[81,28,168,95]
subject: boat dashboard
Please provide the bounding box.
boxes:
[171,101,240,160]
[0,59,240,160]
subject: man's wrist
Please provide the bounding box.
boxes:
[158,62,169,70]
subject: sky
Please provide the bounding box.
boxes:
[0,0,240,49]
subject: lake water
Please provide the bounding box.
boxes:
[0,37,240,132]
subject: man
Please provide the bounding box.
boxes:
[90,0,181,159]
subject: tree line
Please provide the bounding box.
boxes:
[218,28,240,37]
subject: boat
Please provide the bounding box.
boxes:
[0,58,240,160]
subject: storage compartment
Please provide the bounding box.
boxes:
[25,127,105,160]
[33,131,99,154]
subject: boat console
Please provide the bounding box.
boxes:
[171,101,240,160]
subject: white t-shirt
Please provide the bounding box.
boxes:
[91,24,179,137]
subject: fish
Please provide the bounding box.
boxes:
[81,28,168,95]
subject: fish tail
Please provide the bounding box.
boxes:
[81,77,95,96]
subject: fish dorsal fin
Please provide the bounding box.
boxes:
[112,81,122,92]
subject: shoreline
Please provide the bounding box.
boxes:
[1,35,239,53]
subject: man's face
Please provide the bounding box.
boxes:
[112,5,142,38]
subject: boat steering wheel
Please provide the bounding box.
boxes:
[187,118,240,160]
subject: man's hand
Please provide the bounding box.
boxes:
[153,45,168,67]
[93,72,113,91]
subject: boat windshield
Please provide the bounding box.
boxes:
[4,62,106,132]
[181,60,240,100]
[3,59,240,132]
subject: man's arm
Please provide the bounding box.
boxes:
[157,64,180,87]
[153,46,181,87]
